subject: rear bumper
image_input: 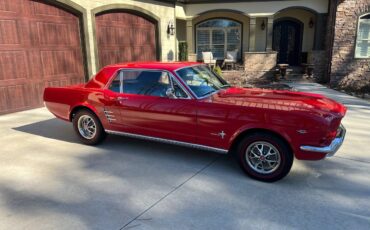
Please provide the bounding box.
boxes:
[300,124,346,157]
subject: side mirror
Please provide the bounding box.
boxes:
[166,88,177,99]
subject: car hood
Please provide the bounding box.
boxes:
[204,87,347,116]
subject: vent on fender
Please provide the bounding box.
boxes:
[103,109,116,123]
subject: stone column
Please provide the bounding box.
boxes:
[186,19,194,56]
[266,16,274,52]
[249,17,256,52]
[314,13,328,50]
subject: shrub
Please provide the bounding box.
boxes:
[213,65,223,77]
[178,42,188,61]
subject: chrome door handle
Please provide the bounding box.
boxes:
[116,97,128,101]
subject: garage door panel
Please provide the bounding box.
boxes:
[0,87,7,112]
[26,50,42,79]
[30,0,73,19]
[96,12,157,67]
[41,50,82,76]
[0,19,20,44]
[0,0,21,15]
[6,84,26,110]
[99,49,131,68]
[0,51,28,80]
[97,26,131,46]
[37,22,80,46]
[0,0,85,115]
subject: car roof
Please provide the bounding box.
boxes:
[105,61,202,72]
[85,62,203,89]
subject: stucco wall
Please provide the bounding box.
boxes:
[176,19,187,42]
[255,17,267,52]
[51,0,329,76]
[330,0,370,93]
[56,0,176,75]
[184,0,328,16]
[182,1,327,57]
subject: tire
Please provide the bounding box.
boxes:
[236,132,293,182]
[72,109,106,145]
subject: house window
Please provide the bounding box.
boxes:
[196,19,242,60]
[355,14,370,58]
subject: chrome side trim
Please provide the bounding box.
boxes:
[300,124,346,157]
[105,129,228,154]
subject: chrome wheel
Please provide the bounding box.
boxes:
[77,115,97,140]
[245,141,281,174]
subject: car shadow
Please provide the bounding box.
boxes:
[13,118,80,143]
[8,117,370,229]
[12,117,227,161]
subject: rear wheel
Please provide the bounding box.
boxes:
[236,132,293,182]
[73,109,106,145]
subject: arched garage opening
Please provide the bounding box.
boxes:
[93,7,159,68]
[0,0,87,114]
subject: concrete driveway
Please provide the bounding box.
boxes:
[0,83,369,230]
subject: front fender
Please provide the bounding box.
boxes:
[228,124,294,149]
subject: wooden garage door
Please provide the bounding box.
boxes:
[0,0,85,115]
[95,11,157,68]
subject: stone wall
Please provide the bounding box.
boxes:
[330,0,370,93]
[244,52,277,80]
[308,50,327,82]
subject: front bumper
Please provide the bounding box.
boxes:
[300,124,346,157]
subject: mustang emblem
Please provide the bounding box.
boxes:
[297,130,308,134]
[211,131,226,139]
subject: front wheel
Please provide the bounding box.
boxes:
[236,132,293,182]
[73,109,106,145]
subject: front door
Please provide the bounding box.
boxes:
[273,19,302,65]
[110,69,197,143]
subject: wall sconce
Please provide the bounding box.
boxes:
[309,18,315,28]
[167,20,175,36]
[261,20,266,30]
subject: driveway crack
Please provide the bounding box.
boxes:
[119,155,221,230]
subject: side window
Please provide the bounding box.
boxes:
[108,74,121,93]
[120,70,171,97]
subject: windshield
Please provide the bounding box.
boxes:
[176,65,229,98]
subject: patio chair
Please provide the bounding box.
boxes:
[202,52,217,68]
[224,50,238,70]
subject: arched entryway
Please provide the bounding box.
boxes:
[94,10,159,68]
[273,18,303,65]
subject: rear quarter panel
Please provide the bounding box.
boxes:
[43,86,101,122]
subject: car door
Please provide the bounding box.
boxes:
[111,69,197,143]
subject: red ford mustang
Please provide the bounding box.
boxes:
[44,62,346,182]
